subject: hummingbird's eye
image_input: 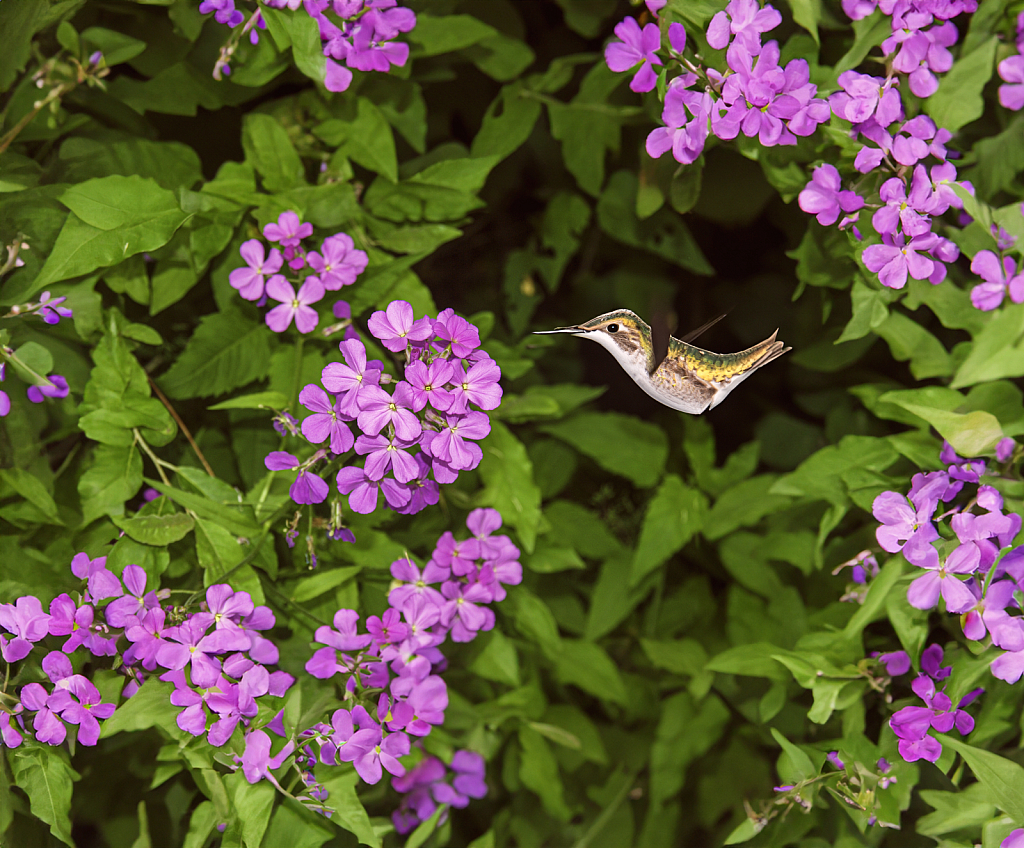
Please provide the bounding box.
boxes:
[606,323,619,333]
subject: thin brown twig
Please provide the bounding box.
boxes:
[147,374,216,478]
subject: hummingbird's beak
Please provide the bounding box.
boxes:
[532,326,585,335]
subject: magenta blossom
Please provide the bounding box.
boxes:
[265,275,324,333]
[0,596,51,663]
[263,211,313,248]
[798,164,865,226]
[229,239,283,301]
[970,250,1024,311]
[998,55,1024,111]
[706,0,781,53]
[367,300,433,352]
[308,233,368,289]
[604,16,662,93]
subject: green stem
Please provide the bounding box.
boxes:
[290,336,305,413]
[570,769,639,848]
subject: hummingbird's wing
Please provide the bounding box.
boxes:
[676,313,727,345]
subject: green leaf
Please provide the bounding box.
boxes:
[61,175,186,232]
[587,552,648,639]
[477,421,542,553]
[0,468,61,524]
[408,13,495,56]
[554,639,628,705]
[940,736,1024,822]
[194,517,265,604]
[786,0,822,43]
[518,726,572,821]
[509,588,563,659]
[631,474,708,585]
[703,475,789,542]
[80,26,147,65]
[0,1,50,92]
[952,304,1024,388]
[78,444,143,526]
[969,113,1024,199]
[319,770,381,847]
[641,638,708,677]
[289,565,361,603]
[918,783,997,837]
[469,630,521,686]
[874,311,952,379]
[837,280,891,343]
[159,310,273,400]
[344,98,398,183]
[148,481,260,537]
[404,806,446,848]
[926,36,998,132]
[32,205,189,291]
[11,746,77,847]
[111,512,195,546]
[541,411,668,488]
[58,137,203,192]
[880,390,1004,456]
[209,391,289,411]
[771,728,816,782]
[527,544,586,573]
[228,773,275,848]
[705,643,789,681]
[471,82,544,161]
[101,680,181,737]
[843,558,903,638]
[597,171,714,274]
[242,113,305,192]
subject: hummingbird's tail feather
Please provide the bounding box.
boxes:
[745,331,790,371]
[677,313,727,345]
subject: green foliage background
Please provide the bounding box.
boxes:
[2,0,1024,846]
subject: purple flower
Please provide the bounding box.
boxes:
[300,384,355,454]
[450,750,487,800]
[48,595,113,655]
[830,71,902,127]
[325,58,354,93]
[229,240,283,301]
[264,451,330,505]
[388,558,447,610]
[355,433,419,482]
[997,437,1016,462]
[366,609,410,647]
[871,484,941,553]
[389,674,447,736]
[105,564,158,628]
[706,0,782,53]
[347,21,411,73]
[367,300,433,353]
[70,552,122,602]
[872,168,933,237]
[356,383,422,441]
[157,617,251,687]
[336,465,411,513]
[439,581,493,642]
[124,607,168,670]
[392,454,440,515]
[36,292,73,325]
[862,231,940,289]
[46,674,116,745]
[646,74,713,165]
[998,55,1024,111]
[404,359,454,412]
[27,374,69,403]
[429,411,490,471]
[341,725,409,784]
[447,358,502,414]
[322,340,382,417]
[433,309,480,359]
[604,16,662,93]
[200,0,244,27]
[307,234,368,290]
[20,682,67,745]
[238,729,295,784]
[877,650,910,676]
[1002,829,1024,848]
[970,250,1024,311]
[798,164,865,226]
[904,534,978,613]
[263,212,313,249]
[0,597,51,663]
[265,275,324,334]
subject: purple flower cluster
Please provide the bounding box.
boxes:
[609,2,831,165]
[0,362,71,417]
[265,299,501,519]
[0,553,295,750]
[2,514,510,827]
[3,291,74,325]
[391,751,487,834]
[968,247,1024,311]
[200,1,416,92]
[867,439,1024,762]
[230,214,369,334]
[888,644,981,763]
[298,509,518,781]
[994,13,1024,111]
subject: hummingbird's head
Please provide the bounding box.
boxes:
[534,309,653,370]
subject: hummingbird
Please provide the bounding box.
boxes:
[534,309,789,414]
